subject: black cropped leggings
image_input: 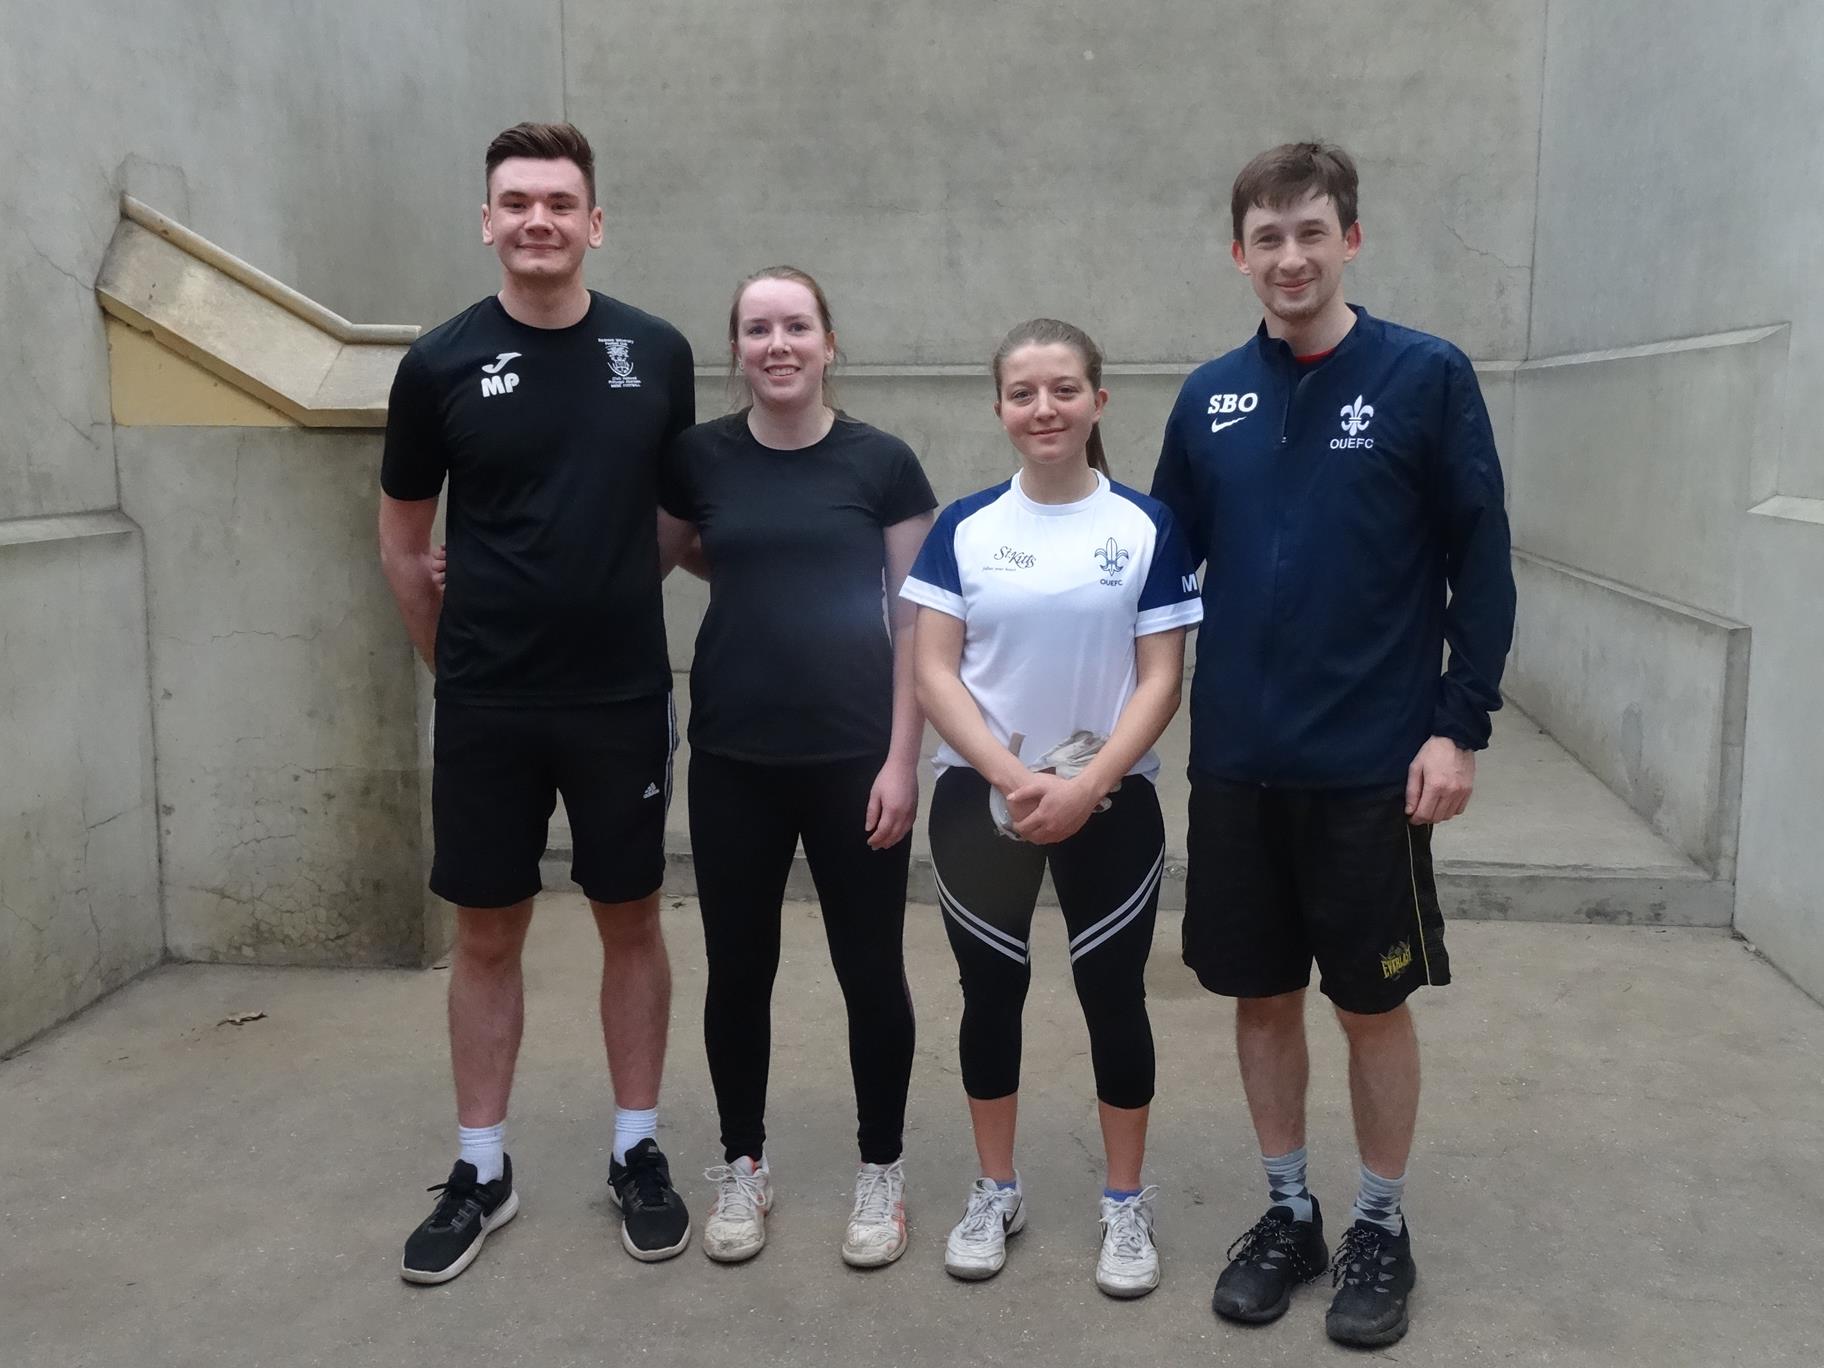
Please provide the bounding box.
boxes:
[928,766,1163,1110]
[689,748,916,1165]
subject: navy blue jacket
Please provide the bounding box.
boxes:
[1150,306,1515,788]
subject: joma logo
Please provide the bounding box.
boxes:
[480,353,522,398]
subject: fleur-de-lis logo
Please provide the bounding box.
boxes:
[1094,539,1131,575]
[1340,395,1374,436]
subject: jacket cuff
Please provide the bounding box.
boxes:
[1430,709,1490,752]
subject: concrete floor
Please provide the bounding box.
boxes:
[5,896,1821,1368]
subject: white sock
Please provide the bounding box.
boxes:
[613,1106,658,1165]
[458,1121,506,1185]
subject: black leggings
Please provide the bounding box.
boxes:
[690,748,916,1165]
[928,767,1163,1110]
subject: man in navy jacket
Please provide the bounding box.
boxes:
[1151,143,1514,1348]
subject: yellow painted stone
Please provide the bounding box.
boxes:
[106,317,297,427]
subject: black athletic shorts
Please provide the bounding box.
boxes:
[429,695,676,909]
[1180,775,1450,1014]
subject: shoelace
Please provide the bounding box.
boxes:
[425,1177,483,1231]
[1330,1224,1387,1288]
[851,1163,903,1224]
[956,1181,1011,1240]
[617,1155,670,1213]
[1102,1186,1159,1260]
[1226,1212,1322,1279]
[704,1163,766,1221]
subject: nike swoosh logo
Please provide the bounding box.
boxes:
[1210,416,1249,434]
[482,352,522,374]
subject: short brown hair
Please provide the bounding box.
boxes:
[485,122,596,205]
[1230,142,1358,243]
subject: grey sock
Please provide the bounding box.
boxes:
[1349,1163,1406,1236]
[1262,1146,1314,1223]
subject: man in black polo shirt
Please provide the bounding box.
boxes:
[379,122,696,1282]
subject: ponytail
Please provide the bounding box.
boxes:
[1085,425,1109,476]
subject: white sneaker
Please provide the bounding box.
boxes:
[702,1155,771,1263]
[842,1160,908,1268]
[1095,1186,1161,1298]
[944,1175,1025,1280]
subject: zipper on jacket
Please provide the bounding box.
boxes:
[1263,349,1318,775]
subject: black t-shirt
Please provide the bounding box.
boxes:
[660,411,937,763]
[381,292,695,705]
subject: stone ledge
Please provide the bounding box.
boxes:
[94,196,416,428]
[1748,494,1824,527]
[0,510,139,548]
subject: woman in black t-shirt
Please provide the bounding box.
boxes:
[659,266,936,1270]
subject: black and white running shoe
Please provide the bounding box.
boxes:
[608,1138,692,1262]
[401,1156,519,1285]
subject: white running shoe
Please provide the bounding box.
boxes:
[702,1155,772,1263]
[944,1175,1025,1280]
[1095,1186,1161,1298]
[842,1160,908,1268]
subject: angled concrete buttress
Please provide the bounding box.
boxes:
[96,196,416,427]
[94,198,448,970]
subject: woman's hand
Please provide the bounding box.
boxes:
[865,755,920,850]
[430,543,448,592]
[1005,771,1103,846]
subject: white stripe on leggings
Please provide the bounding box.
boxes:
[1067,847,1165,963]
[935,876,1030,965]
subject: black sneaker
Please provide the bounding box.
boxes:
[400,1156,519,1284]
[1210,1197,1329,1324]
[607,1138,692,1262]
[1326,1218,1417,1348]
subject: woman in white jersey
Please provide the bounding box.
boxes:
[901,319,1202,1297]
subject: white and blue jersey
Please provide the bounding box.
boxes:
[900,471,1203,781]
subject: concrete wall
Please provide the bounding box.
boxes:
[0,517,162,1055]
[1522,2,1823,993]
[118,429,430,966]
[570,0,1545,369]
[0,0,563,1046]
[8,0,1822,1033]
[1502,329,1779,874]
[0,0,564,522]
[1530,0,1823,496]
[1506,552,1746,878]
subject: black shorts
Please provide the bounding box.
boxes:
[1181,776,1450,1014]
[429,695,676,909]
